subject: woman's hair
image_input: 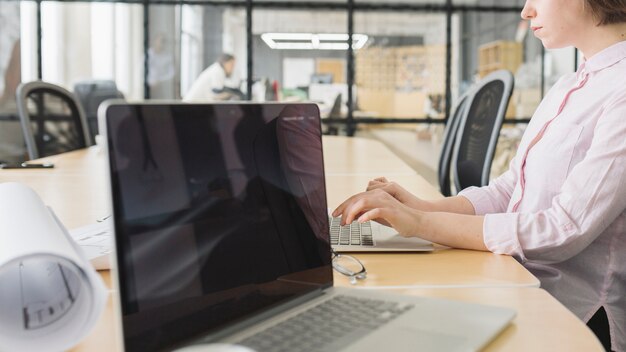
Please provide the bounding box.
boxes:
[585,0,626,25]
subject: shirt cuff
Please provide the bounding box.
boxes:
[483,212,526,261]
[458,186,496,215]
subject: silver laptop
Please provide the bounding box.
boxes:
[329,215,434,252]
[101,102,515,352]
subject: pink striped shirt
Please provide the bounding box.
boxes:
[460,40,626,351]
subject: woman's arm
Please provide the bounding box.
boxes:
[415,211,487,251]
[364,177,477,214]
[364,154,520,217]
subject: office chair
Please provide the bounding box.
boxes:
[16,81,92,160]
[437,92,470,197]
[325,94,343,135]
[74,80,124,139]
[451,70,514,193]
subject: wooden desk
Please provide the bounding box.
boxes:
[333,250,538,289]
[0,136,598,351]
[97,253,538,291]
[0,147,109,228]
[323,135,416,176]
[325,173,443,206]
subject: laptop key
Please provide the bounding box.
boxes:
[330,216,380,247]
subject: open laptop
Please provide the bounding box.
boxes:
[329,215,434,252]
[100,102,515,352]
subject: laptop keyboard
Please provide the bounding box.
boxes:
[329,217,374,246]
[237,295,414,352]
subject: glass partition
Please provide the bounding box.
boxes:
[253,9,348,120]
[0,1,26,163]
[181,7,248,102]
[354,12,447,120]
[40,2,144,99]
[455,9,546,179]
[147,5,179,99]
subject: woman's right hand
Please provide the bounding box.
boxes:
[331,188,424,237]
[366,177,424,210]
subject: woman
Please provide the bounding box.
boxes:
[333,0,626,350]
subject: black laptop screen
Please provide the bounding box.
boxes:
[105,103,332,351]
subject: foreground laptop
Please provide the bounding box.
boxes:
[101,102,515,352]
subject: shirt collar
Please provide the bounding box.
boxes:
[577,40,626,79]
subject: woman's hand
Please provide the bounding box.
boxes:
[366,177,425,210]
[331,188,424,238]
[332,185,487,250]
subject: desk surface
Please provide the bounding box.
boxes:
[323,135,417,176]
[0,135,599,351]
[0,147,109,229]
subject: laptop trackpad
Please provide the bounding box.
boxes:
[349,327,468,352]
[373,223,432,247]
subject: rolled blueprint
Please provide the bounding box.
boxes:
[0,182,107,351]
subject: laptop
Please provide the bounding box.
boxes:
[329,216,434,252]
[100,102,515,352]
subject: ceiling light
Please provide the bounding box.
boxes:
[261,33,369,50]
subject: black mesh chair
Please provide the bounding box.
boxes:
[438,92,471,197]
[16,81,92,160]
[74,80,125,139]
[451,70,514,193]
[325,94,343,135]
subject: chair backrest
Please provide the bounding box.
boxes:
[438,92,471,197]
[74,80,124,139]
[16,81,92,160]
[329,94,343,118]
[323,94,344,135]
[452,70,514,193]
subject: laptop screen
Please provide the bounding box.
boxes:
[104,103,332,351]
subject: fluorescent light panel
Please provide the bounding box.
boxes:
[261,33,368,50]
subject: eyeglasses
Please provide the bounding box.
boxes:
[331,250,367,284]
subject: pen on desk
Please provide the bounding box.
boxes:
[0,162,55,169]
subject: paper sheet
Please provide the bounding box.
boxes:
[0,183,107,351]
[69,219,113,270]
